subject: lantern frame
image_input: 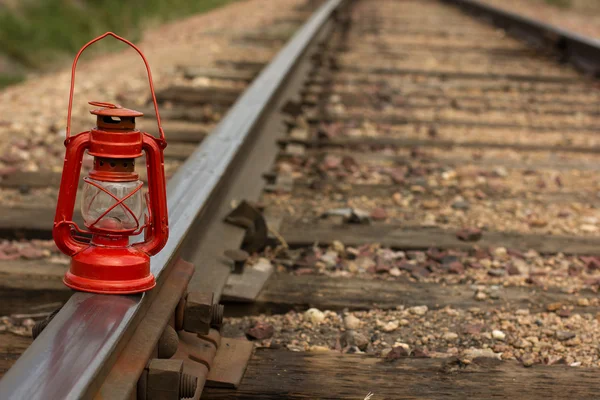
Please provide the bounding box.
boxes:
[52,32,169,294]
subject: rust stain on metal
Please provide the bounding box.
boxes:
[94,258,194,399]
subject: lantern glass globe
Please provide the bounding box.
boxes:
[81,178,144,231]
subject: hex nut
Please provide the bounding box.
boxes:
[147,359,182,400]
[182,292,214,335]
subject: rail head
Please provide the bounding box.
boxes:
[0,0,342,398]
[445,0,600,76]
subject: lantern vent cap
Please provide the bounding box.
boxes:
[89,101,143,118]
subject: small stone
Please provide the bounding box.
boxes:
[308,345,330,352]
[370,207,388,221]
[565,336,581,347]
[580,224,599,233]
[422,213,437,226]
[393,342,410,352]
[557,308,571,318]
[528,217,548,228]
[447,261,465,274]
[442,170,457,180]
[246,322,274,340]
[344,314,361,330]
[411,348,430,358]
[443,332,458,341]
[409,305,428,316]
[19,245,45,260]
[389,267,401,277]
[304,308,325,325]
[382,320,399,332]
[375,259,391,273]
[340,330,369,351]
[451,200,470,211]
[492,330,506,341]
[456,228,482,242]
[494,167,508,177]
[390,170,406,185]
[493,247,508,258]
[385,346,410,360]
[332,240,345,253]
[464,348,500,360]
[581,256,600,271]
[521,354,535,367]
[22,318,35,328]
[321,251,338,268]
[547,302,562,312]
[488,268,506,277]
[556,331,576,341]
[407,251,426,262]
[506,263,521,276]
[411,267,430,280]
[475,292,487,301]
[345,261,359,273]
[356,256,376,271]
[488,288,501,299]
[422,199,440,210]
[568,264,583,276]
[462,324,484,335]
[513,339,531,349]
[323,154,341,169]
[577,298,590,307]
[381,348,392,357]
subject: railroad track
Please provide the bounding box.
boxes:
[2,0,600,398]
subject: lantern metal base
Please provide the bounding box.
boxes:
[64,244,156,294]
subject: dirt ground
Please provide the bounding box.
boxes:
[0,0,304,175]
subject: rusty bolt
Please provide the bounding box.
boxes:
[211,303,224,329]
[157,325,179,359]
[138,359,198,400]
[182,292,214,335]
[180,373,197,399]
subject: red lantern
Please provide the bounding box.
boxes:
[53,33,168,294]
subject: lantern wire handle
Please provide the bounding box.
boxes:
[65,32,165,143]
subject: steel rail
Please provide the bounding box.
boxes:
[0,0,342,398]
[444,0,600,76]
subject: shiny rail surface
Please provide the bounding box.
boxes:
[445,0,600,75]
[0,0,341,398]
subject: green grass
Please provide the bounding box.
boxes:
[0,73,25,88]
[0,0,235,87]
[544,0,572,9]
